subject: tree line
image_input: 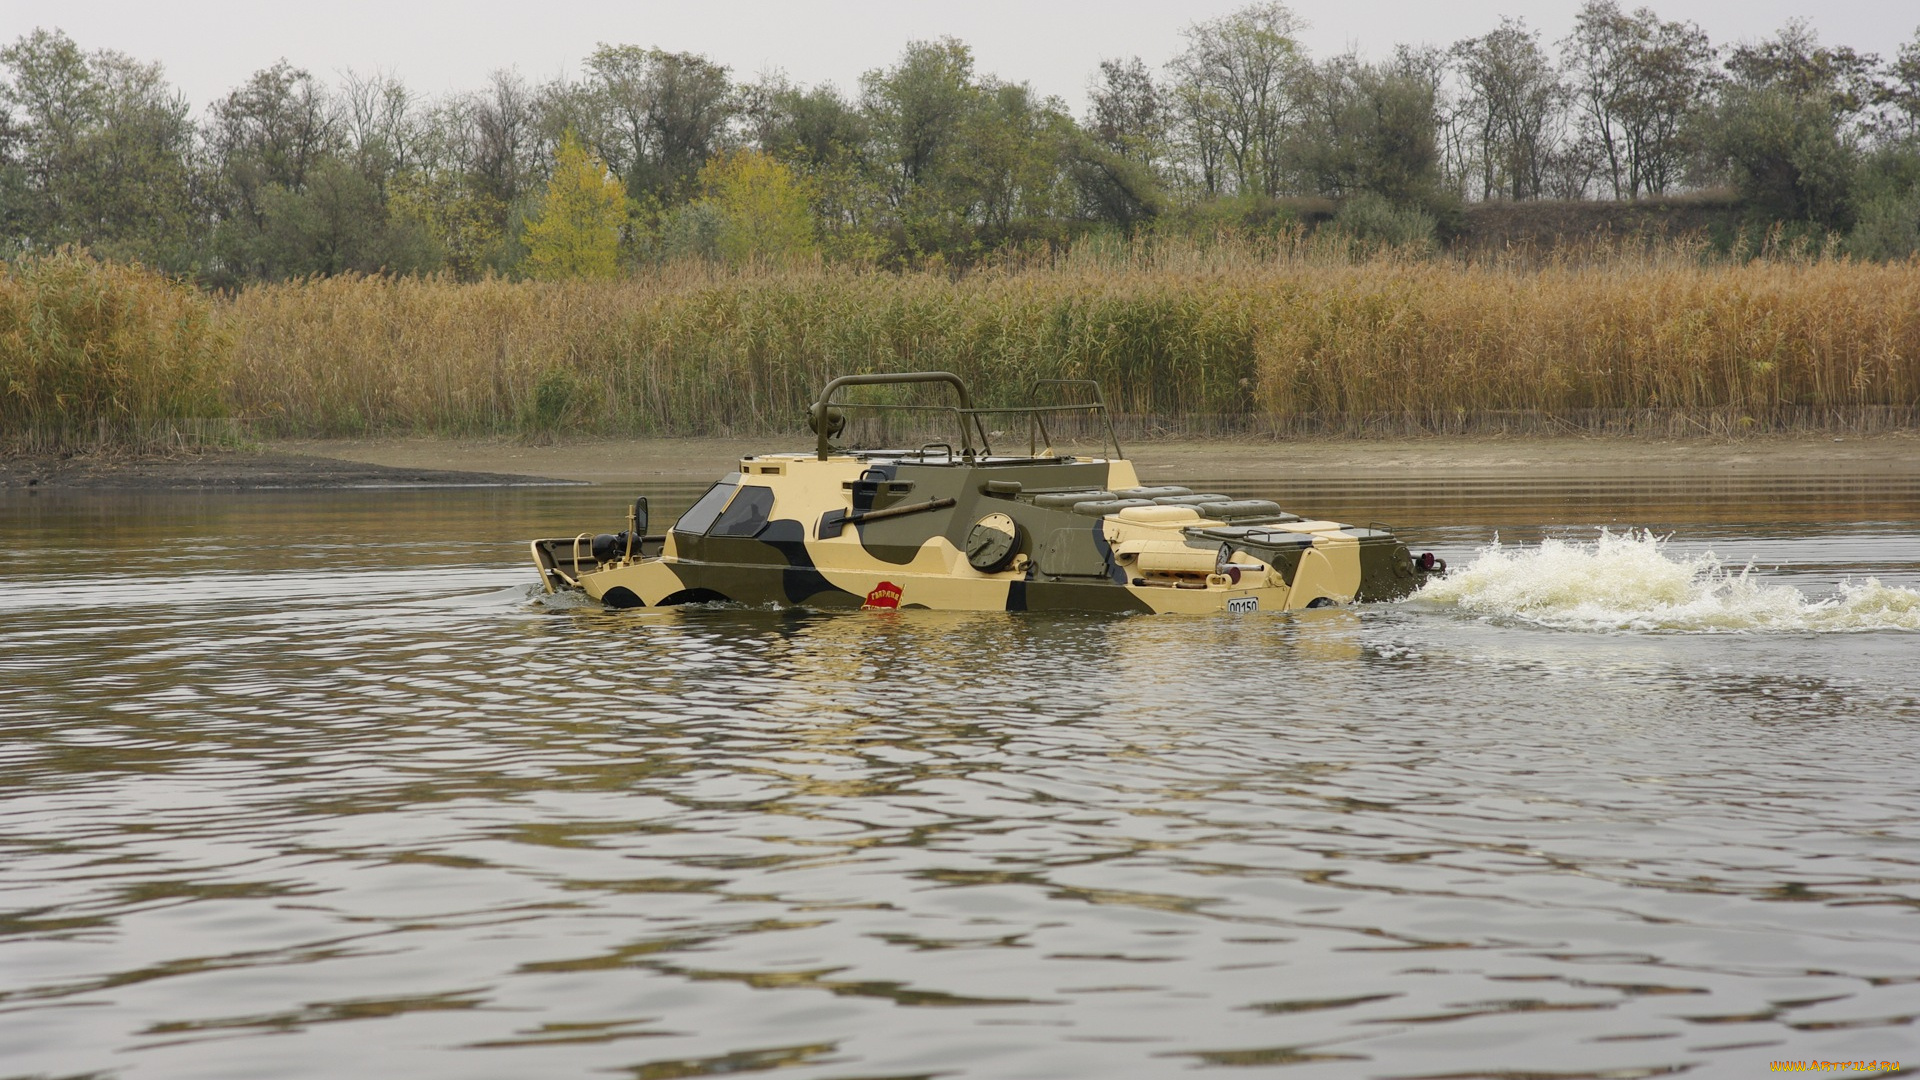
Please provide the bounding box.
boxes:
[5,1,1920,284]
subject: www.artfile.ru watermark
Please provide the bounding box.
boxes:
[1768,1062,1901,1073]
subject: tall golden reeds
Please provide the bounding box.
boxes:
[223,240,1920,438]
[1,250,231,450]
[1251,251,1920,431]
[223,261,1278,436]
[14,238,1919,445]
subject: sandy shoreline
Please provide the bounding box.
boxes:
[4,431,1917,489]
[282,432,1920,484]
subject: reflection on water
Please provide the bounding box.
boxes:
[2,476,1918,1080]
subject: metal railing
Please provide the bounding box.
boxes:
[810,371,1122,461]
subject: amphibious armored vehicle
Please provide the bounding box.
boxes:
[530,372,1442,614]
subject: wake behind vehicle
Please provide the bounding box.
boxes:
[530,372,1443,614]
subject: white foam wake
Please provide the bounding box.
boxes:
[1413,529,1920,633]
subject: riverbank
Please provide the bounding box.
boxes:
[281,431,1920,484]
[6,432,1916,490]
[0,447,580,490]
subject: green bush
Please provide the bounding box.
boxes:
[1846,192,1920,261]
[1331,193,1437,251]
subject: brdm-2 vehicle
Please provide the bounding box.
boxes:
[530,372,1443,614]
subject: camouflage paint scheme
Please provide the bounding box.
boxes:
[531,449,1435,614]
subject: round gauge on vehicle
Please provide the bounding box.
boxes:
[965,513,1022,573]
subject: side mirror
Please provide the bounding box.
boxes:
[631,497,649,537]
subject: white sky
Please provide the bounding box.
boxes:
[5,1,1917,117]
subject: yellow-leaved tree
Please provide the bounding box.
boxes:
[700,150,819,265]
[523,131,627,279]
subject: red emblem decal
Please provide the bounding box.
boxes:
[863,581,903,610]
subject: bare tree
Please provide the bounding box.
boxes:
[1088,56,1166,171]
[1452,19,1565,200]
[1167,76,1229,196]
[1563,1,1715,199]
[459,69,541,208]
[339,68,423,194]
[1167,2,1308,197]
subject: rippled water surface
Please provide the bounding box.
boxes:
[4,472,1919,1079]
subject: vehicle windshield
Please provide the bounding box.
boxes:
[671,475,739,536]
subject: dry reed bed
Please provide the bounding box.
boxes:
[1,252,227,446]
[11,249,1918,444]
[221,255,1920,437]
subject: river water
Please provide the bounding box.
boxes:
[3,470,1918,1079]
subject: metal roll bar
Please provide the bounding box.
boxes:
[813,371,990,460]
[1024,379,1123,460]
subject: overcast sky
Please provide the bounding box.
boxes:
[6,1,1917,116]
